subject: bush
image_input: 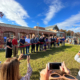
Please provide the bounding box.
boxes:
[0,48,5,51]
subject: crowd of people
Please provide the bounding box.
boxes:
[66,37,80,45]
[1,34,80,80]
[5,35,65,58]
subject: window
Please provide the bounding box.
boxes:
[3,32,15,39]
[57,33,60,37]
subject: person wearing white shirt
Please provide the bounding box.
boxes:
[74,51,80,80]
[25,35,30,54]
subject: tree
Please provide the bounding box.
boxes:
[0,12,4,18]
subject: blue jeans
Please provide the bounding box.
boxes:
[26,46,30,54]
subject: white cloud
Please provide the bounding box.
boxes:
[0,0,29,27]
[43,0,64,25]
[0,20,4,23]
[57,12,80,32]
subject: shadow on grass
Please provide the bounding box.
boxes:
[31,68,43,80]
[70,68,78,77]
[31,71,40,80]
[30,45,72,59]
[0,50,5,52]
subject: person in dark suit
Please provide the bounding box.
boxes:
[42,35,45,50]
[19,36,25,54]
[35,35,39,52]
[50,36,53,48]
[39,36,43,51]
[30,35,35,53]
[51,36,56,47]
[6,38,12,58]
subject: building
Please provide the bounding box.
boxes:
[45,25,65,37]
[0,23,65,44]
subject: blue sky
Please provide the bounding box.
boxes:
[0,0,80,32]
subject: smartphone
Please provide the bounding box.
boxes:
[48,62,62,70]
[21,54,29,59]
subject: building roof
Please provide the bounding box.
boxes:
[45,25,59,31]
[45,25,57,29]
[0,23,56,33]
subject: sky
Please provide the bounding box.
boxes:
[0,0,80,32]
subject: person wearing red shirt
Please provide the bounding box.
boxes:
[12,36,18,57]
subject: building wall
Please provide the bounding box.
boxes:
[34,26,45,30]
[0,26,56,44]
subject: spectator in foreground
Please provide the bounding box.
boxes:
[0,54,32,80]
[74,51,80,80]
[40,62,70,80]
[20,36,25,54]
[6,38,12,58]
[12,36,18,57]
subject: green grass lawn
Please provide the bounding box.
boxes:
[0,44,80,80]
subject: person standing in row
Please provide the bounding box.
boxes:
[6,38,12,58]
[20,36,25,54]
[39,36,43,51]
[52,36,56,47]
[48,37,51,49]
[56,37,59,47]
[25,35,30,54]
[12,36,18,57]
[30,35,35,53]
[35,35,39,52]
[42,35,45,50]
[44,37,47,51]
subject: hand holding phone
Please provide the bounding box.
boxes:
[48,62,62,70]
[21,54,29,59]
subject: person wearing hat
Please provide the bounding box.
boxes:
[19,36,25,54]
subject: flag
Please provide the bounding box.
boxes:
[0,12,4,18]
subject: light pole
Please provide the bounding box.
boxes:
[37,23,39,36]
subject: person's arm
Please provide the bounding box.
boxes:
[74,53,80,63]
[7,45,12,49]
[20,39,24,45]
[60,62,70,74]
[20,56,32,80]
[12,39,14,45]
[40,64,50,80]
[25,39,28,44]
[7,42,12,49]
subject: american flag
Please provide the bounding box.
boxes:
[0,12,4,18]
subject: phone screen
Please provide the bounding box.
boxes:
[49,63,61,70]
[22,54,29,59]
